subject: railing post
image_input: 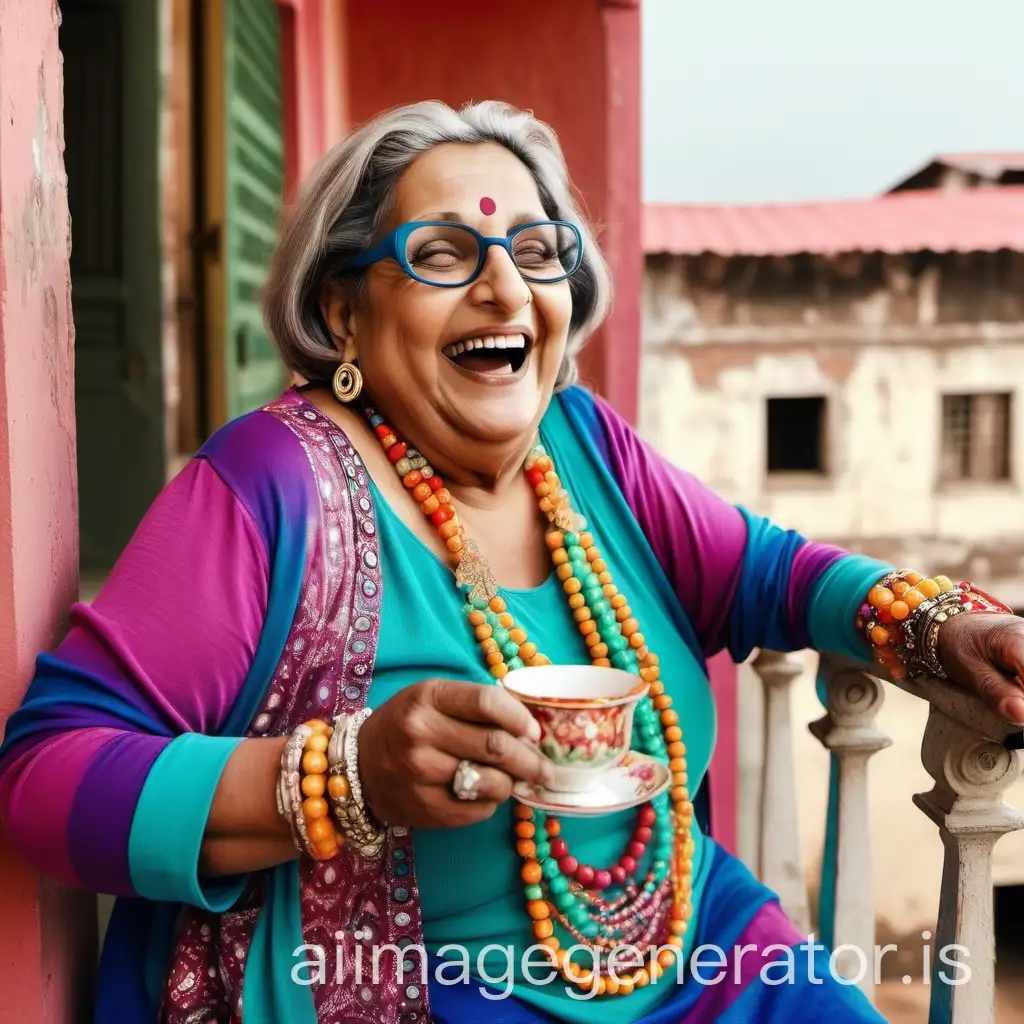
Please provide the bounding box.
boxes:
[751,649,810,932]
[810,656,891,1001]
[914,706,1024,1024]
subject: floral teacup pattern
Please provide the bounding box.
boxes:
[534,704,631,772]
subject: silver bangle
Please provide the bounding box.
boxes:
[920,600,966,679]
[277,723,314,857]
[327,708,385,859]
[903,587,966,679]
[344,708,371,810]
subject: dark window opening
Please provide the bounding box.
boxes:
[766,397,827,474]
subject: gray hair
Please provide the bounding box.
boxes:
[263,99,612,390]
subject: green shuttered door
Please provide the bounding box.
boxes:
[223,0,286,420]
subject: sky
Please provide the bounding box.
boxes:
[641,0,1024,204]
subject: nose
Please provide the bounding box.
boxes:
[470,242,533,312]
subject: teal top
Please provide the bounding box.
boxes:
[366,406,719,1023]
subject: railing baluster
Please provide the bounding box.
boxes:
[748,647,1024,1021]
[914,706,1024,1024]
[751,649,810,933]
[810,656,892,1001]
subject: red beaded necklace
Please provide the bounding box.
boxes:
[363,401,695,997]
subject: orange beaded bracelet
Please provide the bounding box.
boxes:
[276,719,345,861]
[858,570,1010,680]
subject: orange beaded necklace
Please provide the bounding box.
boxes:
[364,402,695,997]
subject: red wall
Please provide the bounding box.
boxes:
[342,0,642,421]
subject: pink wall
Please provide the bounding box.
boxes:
[0,1,97,1019]
[342,0,642,422]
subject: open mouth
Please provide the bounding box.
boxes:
[441,334,531,378]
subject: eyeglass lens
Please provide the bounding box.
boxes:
[404,223,580,284]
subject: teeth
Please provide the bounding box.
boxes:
[442,334,526,359]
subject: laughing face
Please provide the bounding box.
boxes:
[324,141,574,476]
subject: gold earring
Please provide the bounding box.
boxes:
[332,362,363,403]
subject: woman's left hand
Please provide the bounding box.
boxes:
[937,612,1024,724]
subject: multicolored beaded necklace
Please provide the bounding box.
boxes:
[363,401,695,997]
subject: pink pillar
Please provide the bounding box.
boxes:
[707,652,739,855]
[278,0,347,201]
[576,0,643,425]
[0,1,96,1019]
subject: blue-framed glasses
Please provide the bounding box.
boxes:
[343,220,584,287]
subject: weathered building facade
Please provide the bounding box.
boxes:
[641,186,1024,609]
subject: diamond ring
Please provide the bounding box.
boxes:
[452,759,482,801]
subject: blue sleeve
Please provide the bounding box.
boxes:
[726,507,892,663]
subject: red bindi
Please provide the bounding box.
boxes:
[479,196,496,216]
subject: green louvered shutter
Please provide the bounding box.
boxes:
[223,0,286,420]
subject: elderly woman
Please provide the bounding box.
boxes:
[2,100,1023,1024]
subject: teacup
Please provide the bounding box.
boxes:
[497,664,649,793]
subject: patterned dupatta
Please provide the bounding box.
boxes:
[159,394,430,1024]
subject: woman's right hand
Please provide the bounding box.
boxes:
[356,678,555,829]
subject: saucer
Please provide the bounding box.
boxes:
[512,750,670,818]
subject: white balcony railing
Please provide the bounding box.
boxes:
[747,650,1024,1024]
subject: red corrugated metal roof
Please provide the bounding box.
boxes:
[643,186,1024,257]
